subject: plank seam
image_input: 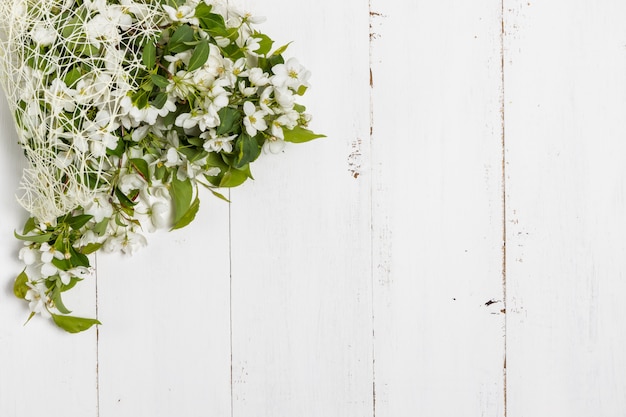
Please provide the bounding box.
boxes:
[500,0,508,415]
[95,254,101,417]
[228,187,234,417]
[368,1,376,416]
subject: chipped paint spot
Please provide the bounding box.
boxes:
[348,138,363,179]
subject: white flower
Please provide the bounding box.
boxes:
[162,4,198,25]
[168,71,196,100]
[150,201,172,229]
[102,4,134,30]
[118,172,146,194]
[18,246,38,265]
[84,0,106,11]
[30,23,57,46]
[231,58,248,78]
[241,12,267,24]
[121,230,148,255]
[164,50,193,73]
[201,130,236,153]
[74,77,95,105]
[264,136,286,154]
[39,242,64,264]
[273,113,298,135]
[164,147,182,168]
[84,195,113,222]
[271,58,311,90]
[270,118,285,140]
[104,48,126,72]
[103,229,147,255]
[85,14,121,48]
[120,0,151,20]
[58,266,90,286]
[45,79,76,113]
[248,67,270,86]
[243,101,267,136]
[238,80,256,97]
[135,193,172,232]
[259,86,275,114]
[77,230,106,247]
[25,282,51,318]
[175,112,201,130]
[85,110,120,157]
[244,36,261,55]
[273,86,295,110]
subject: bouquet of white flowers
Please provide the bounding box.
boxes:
[0,0,323,332]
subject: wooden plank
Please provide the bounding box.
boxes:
[0,95,98,416]
[505,1,626,415]
[95,194,232,417]
[369,1,506,416]
[228,0,374,415]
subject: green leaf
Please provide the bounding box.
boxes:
[216,107,241,136]
[198,13,228,37]
[271,42,291,57]
[107,137,125,157]
[115,187,138,208]
[282,126,326,143]
[143,39,157,69]
[14,230,54,243]
[296,85,308,96]
[14,270,29,299]
[172,196,200,230]
[152,92,169,109]
[293,103,306,113]
[267,54,284,69]
[254,34,274,56]
[178,147,208,163]
[67,214,93,230]
[162,109,178,127]
[61,277,83,292]
[219,167,250,188]
[69,246,90,268]
[132,89,149,109]
[93,218,109,236]
[51,314,101,333]
[187,40,210,72]
[209,188,230,202]
[194,2,213,19]
[80,242,102,255]
[169,176,194,227]
[151,74,170,88]
[130,158,150,182]
[51,288,71,315]
[168,25,195,53]
[52,257,71,271]
[188,137,204,147]
[64,67,82,87]
[154,163,167,181]
[77,42,100,57]
[22,217,37,235]
[61,13,83,38]
[235,134,262,168]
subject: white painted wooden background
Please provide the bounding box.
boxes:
[1,0,626,416]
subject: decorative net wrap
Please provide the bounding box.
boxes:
[0,0,162,223]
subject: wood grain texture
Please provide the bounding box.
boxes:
[95,196,232,417]
[505,1,626,415]
[2,1,626,416]
[228,0,374,415]
[370,1,506,416]
[0,94,98,417]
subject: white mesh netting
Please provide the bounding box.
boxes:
[0,0,162,223]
